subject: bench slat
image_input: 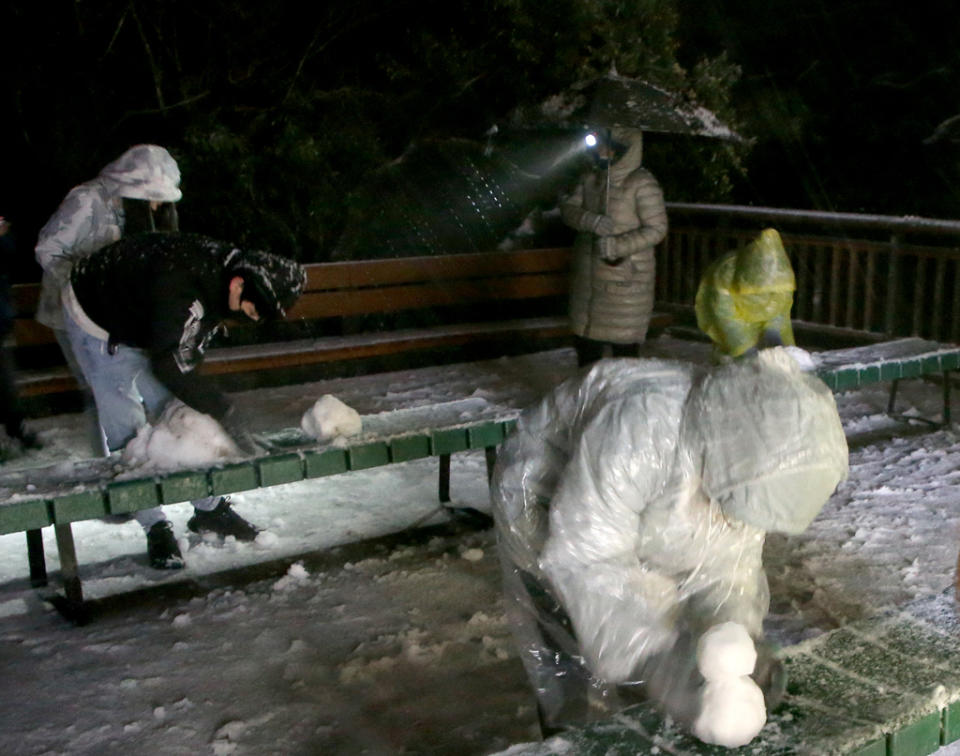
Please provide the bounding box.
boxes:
[287,272,568,319]
[12,317,575,395]
[303,248,571,291]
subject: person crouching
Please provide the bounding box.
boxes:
[64,232,306,569]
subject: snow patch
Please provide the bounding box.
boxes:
[122,400,240,471]
[272,561,310,591]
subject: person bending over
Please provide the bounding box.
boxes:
[65,232,305,569]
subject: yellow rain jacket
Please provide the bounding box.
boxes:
[695,228,796,358]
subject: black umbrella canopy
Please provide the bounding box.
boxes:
[511,73,742,140]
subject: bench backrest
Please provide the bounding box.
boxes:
[10,247,573,349]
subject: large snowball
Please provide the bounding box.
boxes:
[300,395,362,442]
[122,400,241,471]
[696,621,757,681]
[693,676,767,747]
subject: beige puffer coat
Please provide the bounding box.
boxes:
[561,128,667,344]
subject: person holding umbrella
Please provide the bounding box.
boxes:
[561,126,668,366]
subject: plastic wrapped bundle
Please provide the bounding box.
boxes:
[491,348,848,745]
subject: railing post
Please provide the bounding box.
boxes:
[886,234,901,336]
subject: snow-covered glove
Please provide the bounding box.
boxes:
[591,214,616,236]
[598,235,623,264]
[220,406,264,457]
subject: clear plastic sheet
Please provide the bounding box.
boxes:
[491,348,848,741]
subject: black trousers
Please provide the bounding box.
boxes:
[574,337,639,367]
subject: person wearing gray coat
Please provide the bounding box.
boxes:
[34,144,182,453]
[561,127,668,366]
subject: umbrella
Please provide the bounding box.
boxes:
[510,72,742,141]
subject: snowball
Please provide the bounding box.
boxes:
[692,676,766,747]
[696,622,757,680]
[122,400,241,471]
[255,530,279,548]
[287,562,309,580]
[300,395,362,442]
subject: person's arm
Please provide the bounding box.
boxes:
[148,290,231,421]
[560,180,616,235]
[601,171,668,262]
[538,391,681,683]
[35,188,121,286]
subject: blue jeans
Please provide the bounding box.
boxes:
[64,308,218,529]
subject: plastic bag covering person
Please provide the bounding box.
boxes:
[695,228,796,359]
[561,127,667,358]
[34,144,182,332]
[490,347,848,741]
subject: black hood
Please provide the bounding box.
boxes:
[222,246,307,321]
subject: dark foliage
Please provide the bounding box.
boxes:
[677,0,960,215]
[2,1,953,279]
[1,0,744,273]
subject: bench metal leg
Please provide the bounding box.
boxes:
[887,379,899,415]
[944,371,952,425]
[437,449,496,529]
[51,523,89,625]
[26,529,47,587]
[484,446,498,486]
[438,453,451,503]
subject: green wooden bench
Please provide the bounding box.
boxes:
[0,413,517,623]
[492,590,960,756]
[814,337,960,426]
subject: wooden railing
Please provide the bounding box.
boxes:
[657,203,960,342]
[13,204,960,366]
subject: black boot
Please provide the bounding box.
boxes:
[146,521,185,570]
[187,498,260,542]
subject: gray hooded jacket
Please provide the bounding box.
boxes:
[35,145,182,330]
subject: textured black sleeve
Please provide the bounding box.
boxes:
[148,287,231,421]
[152,351,231,420]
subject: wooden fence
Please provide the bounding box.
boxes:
[656,203,960,342]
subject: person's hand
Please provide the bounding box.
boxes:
[591,214,616,236]
[220,406,264,456]
[598,236,622,264]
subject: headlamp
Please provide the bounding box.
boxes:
[584,133,598,148]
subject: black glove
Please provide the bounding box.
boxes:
[220,406,263,457]
[598,236,623,264]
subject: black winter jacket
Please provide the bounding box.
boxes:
[71,233,304,420]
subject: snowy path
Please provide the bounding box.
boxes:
[0,342,959,754]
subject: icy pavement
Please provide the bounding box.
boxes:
[0,341,959,754]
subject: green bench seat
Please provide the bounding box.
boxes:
[0,415,518,622]
[814,337,960,425]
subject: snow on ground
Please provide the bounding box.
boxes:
[1,340,960,755]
